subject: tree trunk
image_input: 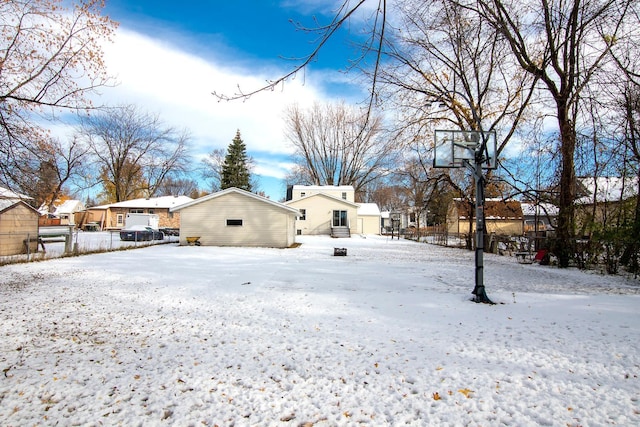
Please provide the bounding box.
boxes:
[554,107,577,268]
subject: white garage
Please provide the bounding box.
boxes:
[170,187,300,248]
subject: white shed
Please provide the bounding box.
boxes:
[170,187,300,248]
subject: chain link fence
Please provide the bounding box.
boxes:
[0,231,178,265]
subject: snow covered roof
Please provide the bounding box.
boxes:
[171,187,300,215]
[452,200,523,220]
[0,199,18,212]
[94,195,194,210]
[0,198,38,214]
[0,186,32,200]
[292,185,355,191]
[55,200,85,214]
[285,191,359,207]
[357,203,381,216]
[39,199,86,216]
[575,177,638,204]
[521,202,559,217]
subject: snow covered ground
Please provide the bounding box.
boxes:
[0,235,638,426]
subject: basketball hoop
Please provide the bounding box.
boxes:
[433,129,496,304]
[433,130,497,170]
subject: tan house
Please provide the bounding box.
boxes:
[0,187,40,256]
[285,185,382,237]
[79,195,193,230]
[447,199,524,236]
[285,186,357,237]
[170,187,300,248]
[574,176,638,236]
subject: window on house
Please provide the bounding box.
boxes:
[148,209,154,214]
[226,219,243,226]
[342,192,347,200]
[299,209,306,221]
[116,214,124,226]
[130,209,143,213]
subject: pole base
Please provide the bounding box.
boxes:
[471,285,494,304]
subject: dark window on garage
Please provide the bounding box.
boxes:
[226,219,243,226]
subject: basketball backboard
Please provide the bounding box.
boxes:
[433,130,497,169]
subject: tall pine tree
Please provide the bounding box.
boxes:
[221,130,252,191]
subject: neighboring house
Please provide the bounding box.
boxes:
[39,199,86,226]
[574,176,639,235]
[285,185,381,237]
[170,187,300,248]
[80,195,193,230]
[521,202,558,234]
[381,210,412,234]
[381,211,391,232]
[0,187,40,256]
[447,199,524,236]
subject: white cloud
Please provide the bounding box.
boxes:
[100,28,331,159]
[72,23,369,198]
[94,27,345,199]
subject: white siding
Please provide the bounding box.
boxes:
[291,185,355,203]
[179,192,296,247]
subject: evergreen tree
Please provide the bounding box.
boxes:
[221,130,252,191]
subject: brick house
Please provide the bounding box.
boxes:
[79,195,193,230]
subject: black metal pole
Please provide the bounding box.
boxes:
[472,153,493,304]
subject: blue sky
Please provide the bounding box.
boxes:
[91,0,372,200]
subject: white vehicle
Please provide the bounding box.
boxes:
[125,213,160,230]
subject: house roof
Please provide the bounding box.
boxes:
[285,192,359,208]
[170,187,300,215]
[452,199,523,220]
[0,187,37,214]
[357,203,381,216]
[575,176,638,204]
[0,186,32,200]
[0,198,39,215]
[39,199,86,216]
[93,195,194,210]
[292,185,355,192]
[56,200,85,214]
[521,202,559,217]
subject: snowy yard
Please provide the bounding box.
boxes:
[0,235,638,426]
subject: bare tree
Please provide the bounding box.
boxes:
[37,136,91,211]
[284,101,397,195]
[77,105,190,202]
[379,0,535,152]
[469,0,635,267]
[200,148,225,192]
[0,0,116,192]
[617,83,640,273]
[156,177,200,198]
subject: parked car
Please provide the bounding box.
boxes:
[119,225,164,241]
